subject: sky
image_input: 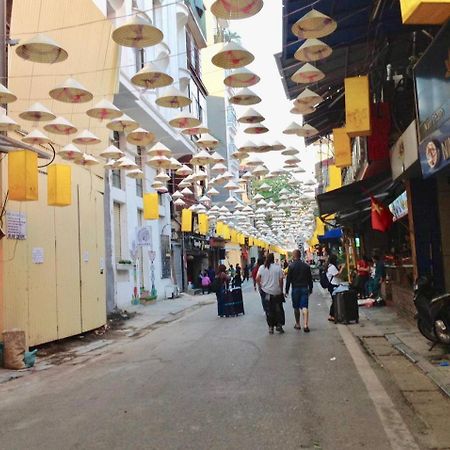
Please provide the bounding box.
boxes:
[231,0,317,179]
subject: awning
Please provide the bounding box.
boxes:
[317,174,401,219]
[318,228,343,242]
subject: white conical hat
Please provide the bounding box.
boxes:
[131,62,173,88]
[44,116,77,135]
[99,145,124,159]
[22,128,53,145]
[294,38,332,62]
[19,102,55,121]
[291,63,325,84]
[0,114,20,132]
[86,99,122,120]
[210,0,264,20]
[291,9,337,39]
[15,33,68,63]
[212,42,254,69]
[72,129,101,145]
[0,83,17,103]
[111,15,164,48]
[49,78,93,103]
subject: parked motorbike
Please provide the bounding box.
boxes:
[413,276,450,347]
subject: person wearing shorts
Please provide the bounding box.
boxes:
[286,249,313,332]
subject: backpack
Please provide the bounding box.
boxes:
[210,277,221,293]
[319,268,331,289]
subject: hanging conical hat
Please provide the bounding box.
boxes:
[210,0,263,20]
[211,151,225,163]
[291,9,337,39]
[252,165,269,176]
[229,88,261,105]
[0,115,20,132]
[75,153,99,166]
[281,147,299,156]
[168,112,201,129]
[271,141,286,151]
[207,187,220,196]
[44,116,78,135]
[152,180,165,190]
[283,122,302,135]
[22,129,53,145]
[193,169,208,181]
[231,150,249,160]
[245,154,263,166]
[238,108,265,124]
[244,125,268,134]
[99,144,124,159]
[72,129,101,145]
[131,62,173,88]
[146,141,172,156]
[211,162,228,174]
[115,156,138,170]
[297,124,319,137]
[223,68,260,88]
[294,88,323,107]
[224,180,239,190]
[19,102,56,121]
[191,149,215,165]
[112,15,164,48]
[58,143,82,160]
[255,142,272,152]
[181,187,194,195]
[126,168,144,179]
[15,33,68,63]
[290,105,316,115]
[239,140,257,152]
[195,133,219,149]
[285,155,301,164]
[173,198,186,206]
[176,164,193,176]
[172,190,184,200]
[126,127,155,145]
[146,154,171,168]
[295,38,332,62]
[212,42,254,69]
[155,86,192,108]
[106,114,139,132]
[168,157,182,170]
[291,63,325,84]
[181,125,209,136]
[49,78,93,103]
[0,83,17,103]
[86,99,122,120]
[155,169,170,182]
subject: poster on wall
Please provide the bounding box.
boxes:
[389,191,408,222]
[415,22,450,178]
[6,211,27,240]
[137,226,152,247]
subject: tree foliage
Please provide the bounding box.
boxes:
[252,175,296,204]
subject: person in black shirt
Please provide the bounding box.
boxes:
[285,249,313,332]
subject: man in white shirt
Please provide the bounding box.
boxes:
[256,253,285,334]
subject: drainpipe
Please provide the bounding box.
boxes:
[104,169,116,313]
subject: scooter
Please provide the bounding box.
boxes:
[413,276,450,348]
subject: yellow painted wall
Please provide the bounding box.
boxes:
[2,0,119,345]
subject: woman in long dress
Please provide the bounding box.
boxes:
[215,264,229,317]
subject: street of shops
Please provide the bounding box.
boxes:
[1,284,450,449]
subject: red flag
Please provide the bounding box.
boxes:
[371,196,393,232]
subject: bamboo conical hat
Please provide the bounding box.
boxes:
[99,144,124,159]
[126,169,144,179]
[72,129,101,145]
[238,108,265,124]
[181,126,209,136]
[75,153,99,166]
[86,99,122,120]
[244,125,268,134]
[229,88,261,105]
[0,83,17,103]
[131,62,173,88]
[168,112,201,129]
[281,147,299,156]
[106,114,139,132]
[168,157,182,170]
[49,78,93,103]
[44,116,78,135]
[111,15,164,48]
[210,0,263,20]
[271,141,286,151]
[126,127,155,146]
[146,141,172,157]
[283,122,302,135]
[291,63,325,84]
[294,88,323,107]
[223,68,260,88]
[212,42,254,69]
[58,143,82,160]
[297,124,319,137]
[291,9,337,39]
[0,114,20,132]
[231,151,249,160]
[155,87,192,108]
[195,133,219,149]
[19,102,56,122]
[294,38,332,62]
[191,149,215,165]
[15,33,68,63]
[146,155,172,168]
[176,164,193,176]
[290,105,316,115]
[22,129,53,145]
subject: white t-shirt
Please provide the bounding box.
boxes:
[257,264,283,295]
[327,264,343,285]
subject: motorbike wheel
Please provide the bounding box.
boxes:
[434,315,450,345]
[417,318,436,342]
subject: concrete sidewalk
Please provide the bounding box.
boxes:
[0,292,216,384]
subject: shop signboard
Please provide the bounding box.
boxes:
[415,21,450,178]
[390,120,419,179]
[389,191,409,222]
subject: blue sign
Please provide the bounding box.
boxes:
[415,22,450,178]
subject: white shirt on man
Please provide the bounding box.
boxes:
[257,263,283,295]
[327,264,344,285]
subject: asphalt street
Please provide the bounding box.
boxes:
[0,284,421,450]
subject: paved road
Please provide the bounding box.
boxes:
[0,284,421,450]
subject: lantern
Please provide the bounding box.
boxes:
[333,128,352,168]
[48,164,71,206]
[198,213,209,235]
[143,193,159,220]
[181,209,193,232]
[8,150,38,201]
[345,76,372,137]
[400,0,450,24]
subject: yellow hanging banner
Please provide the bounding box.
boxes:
[223,224,231,240]
[48,164,71,206]
[216,221,224,236]
[230,229,238,244]
[400,0,450,24]
[8,150,38,201]
[345,75,371,137]
[333,128,352,168]
[143,193,159,220]
[248,237,254,246]
[239,233,245,245]
[198,213,209,235]
[181,208,192,232]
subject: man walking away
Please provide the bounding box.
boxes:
[286,249,313,332]
[256,253,285,334]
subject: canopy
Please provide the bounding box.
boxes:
[318,228,342,242]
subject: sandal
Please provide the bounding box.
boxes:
[269,327,274,334]
[328,316,335,322]
[294,324,301,330]
[304,327,310,333]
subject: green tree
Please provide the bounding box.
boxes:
[253,175,296,203]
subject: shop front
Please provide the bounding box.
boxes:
[184,234,210,289]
